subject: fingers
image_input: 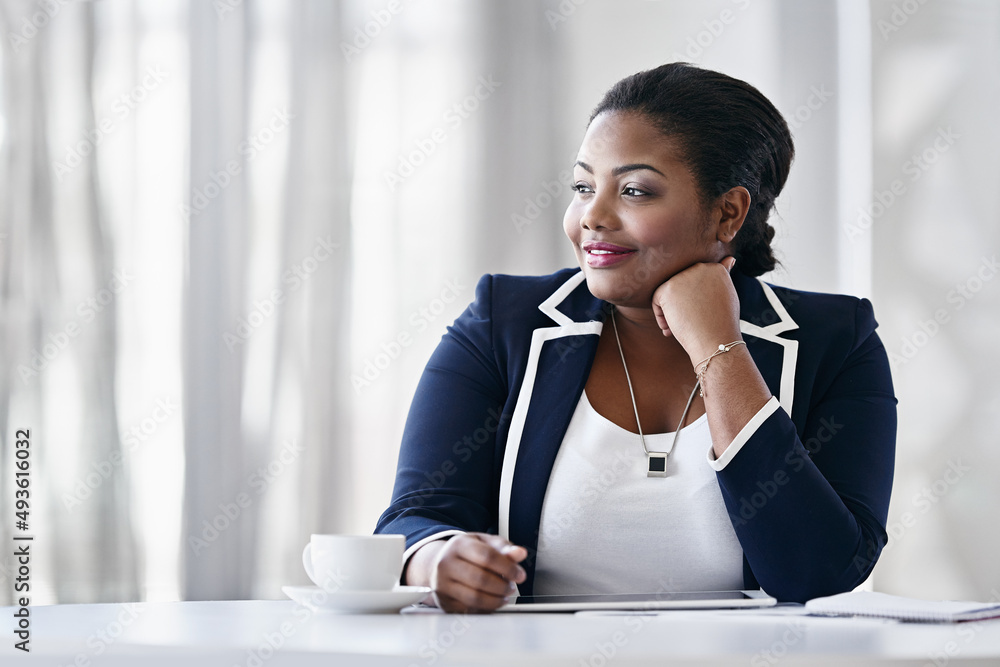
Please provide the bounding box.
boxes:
[434,586,508,614]
[433,577,511,614]
[430,534,527,613]
[458,535,526,585]
[434,553,512,609]
[651,302,671,336]
[499,543,529,562]
[722,256,736,272]
[480,534,528,569]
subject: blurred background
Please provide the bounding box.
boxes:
[0,0,997,605]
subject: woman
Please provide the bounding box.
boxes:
[375,63,896,613]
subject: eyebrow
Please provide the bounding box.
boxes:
[574,161,666,178]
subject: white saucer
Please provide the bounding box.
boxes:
[281,585,432,614]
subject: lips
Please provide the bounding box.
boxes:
[581,240,637,268]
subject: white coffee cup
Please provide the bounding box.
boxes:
[302,534,404,592]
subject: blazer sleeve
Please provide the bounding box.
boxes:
[714,298,897,603]
[374,275,508,562]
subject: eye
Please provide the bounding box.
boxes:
[622,185,650,198]
[570,182,594,195]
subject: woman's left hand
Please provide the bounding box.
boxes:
[651,256,742,367]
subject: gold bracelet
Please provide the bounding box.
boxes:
[694,340,746,397]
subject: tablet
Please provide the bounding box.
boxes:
[496,589,777,613]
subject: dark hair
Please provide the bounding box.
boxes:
[589,63,794,277]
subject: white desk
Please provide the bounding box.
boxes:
[4,600,1000,666]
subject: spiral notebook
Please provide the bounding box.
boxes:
[805,591,1000,623]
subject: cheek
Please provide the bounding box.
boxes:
[562,203,580,241]
[632,207,702,247]
[627,211,674,247]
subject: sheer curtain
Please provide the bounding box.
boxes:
[0,0,568,603]
[184,0,360,599]
[1,0,997,605]
[0,0,138,603]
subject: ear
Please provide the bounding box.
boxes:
[714,186,752,243]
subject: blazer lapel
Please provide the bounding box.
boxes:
[498,272,604,585]
[732,271,800,420]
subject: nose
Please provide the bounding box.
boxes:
[579,192,619,231]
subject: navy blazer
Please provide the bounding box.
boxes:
[375,268,897,603]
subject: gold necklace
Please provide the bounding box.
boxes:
[610,310,700,478]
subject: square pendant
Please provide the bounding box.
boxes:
[647,453,667,478]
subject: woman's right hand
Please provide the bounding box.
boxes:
[405,533,528,613]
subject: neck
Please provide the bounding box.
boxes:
[611,304,689,362]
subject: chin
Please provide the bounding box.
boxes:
[582,270,654,308]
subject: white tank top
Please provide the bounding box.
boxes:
[533,391,745,595]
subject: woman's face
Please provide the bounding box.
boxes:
[563,111,722,309]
